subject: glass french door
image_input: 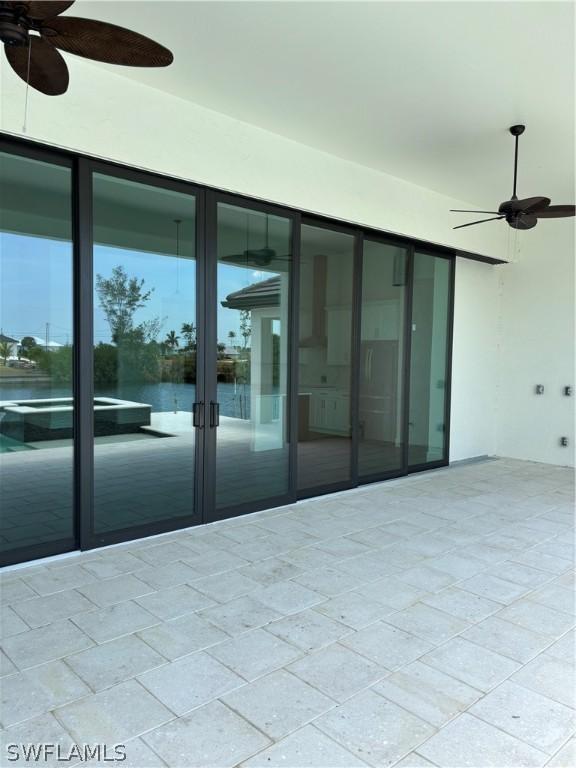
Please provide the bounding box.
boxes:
[205,196,294,521]
[91,168,204,543]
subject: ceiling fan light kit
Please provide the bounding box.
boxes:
[450,125,575,231]
[0,0,174,96]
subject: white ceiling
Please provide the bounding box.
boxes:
[73,1,575,206]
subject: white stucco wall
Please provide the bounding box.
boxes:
[2,59,573,467]
[496,222,575,466]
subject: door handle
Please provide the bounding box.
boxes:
[192,402,204,428]
[210,401,220,428]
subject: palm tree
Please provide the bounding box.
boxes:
[181,322,196,351]
[227,330,237,349]
[164,330,180,352]
[0,341,11,365]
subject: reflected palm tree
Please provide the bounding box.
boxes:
[165,330,180,352]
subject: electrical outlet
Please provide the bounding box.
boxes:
[560,437,569,447]
[564,386,572,396]
[535,385,544,395]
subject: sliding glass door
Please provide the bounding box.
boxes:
[92,171,202,540]
[0,138,456,566]
[408,251,452,467]
[297,222,356,495]
[358,240,408,479]
[208,198,293,518]
[0,150,75,564]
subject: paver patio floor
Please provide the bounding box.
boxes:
[0,458,574,767]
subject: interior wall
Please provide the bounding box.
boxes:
[496,222,575,466]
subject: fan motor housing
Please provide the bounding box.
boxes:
[0,5,30,46]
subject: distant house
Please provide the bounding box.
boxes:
[0,333,19,360]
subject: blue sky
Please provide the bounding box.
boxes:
[1,233,267,347]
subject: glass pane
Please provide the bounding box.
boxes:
[408,252,451,466]
[359,240,407,477]
[0,152,74,558]
[93,175,198,535]
[216,203,291,509]
[297,224,354,492]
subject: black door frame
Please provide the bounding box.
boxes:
[1,133,463,567]
[204,190,300,523]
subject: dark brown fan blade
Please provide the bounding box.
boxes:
[43,17,173,66]
[27,2,75,19]
[453,216,504,230]
[4,37,69,95]
[499,196,550,215]
[450,210,501,214]
[536,205,575,218]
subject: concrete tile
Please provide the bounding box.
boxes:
[266,609,352,652]
[294,566,365,596]
[137,541,199,567]
[0,605,29,638]
[383,603,470,645]
[208,628,301,681]
[394,754,437,768]
[470,680,575,755]
[242,724,368,767]
[497,600,575,639]
[490,562,556,589]
[314,591,394,629]
[54,679,173,744]
[78,574,153,607]
[355,577,431,610]
[65,634,166,691]
[143,699,270,768]
[373,660,481,728]
[252,581,325,614]
[1,619,93,670]
[0,648,17,677]
[342,621,434,670]
[12,589,95,628]
[24,565,95,596]
[138,612,229,661]
[1,660,90,727]
[418,713,548,767]
[512,655,576,708]
[138,651,244,715]
[421,587,502,623]
[134,560,202,590]
[71,601,160,644]
[461,616,551,663]
[315,689,436,767]
[85,737,167,767]
[222,669,335,739]
[238,557,304,585]
[136,584,216,620]
[421,637,520,692]
[546,737,575,767]
[288,643,388,702]
[527,584,575,615]
[396,566,456,592]
[0,578,36,603]
[0,713,75,768]
[82,552,147,580]
[199,596,282,635]
[459,573,530,604]
[193,571,260,602]
[544,630,575,664]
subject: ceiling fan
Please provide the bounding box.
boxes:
[451,125,575,230]
[0,1,173,96]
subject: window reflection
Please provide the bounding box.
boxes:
[0,153,74,558]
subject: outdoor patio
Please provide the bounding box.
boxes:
[0,457,574,768]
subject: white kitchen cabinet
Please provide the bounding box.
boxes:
[361,301,400,341]
[326,307,352,365]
